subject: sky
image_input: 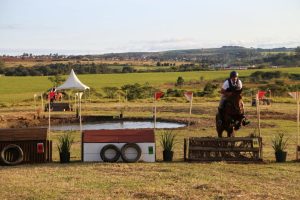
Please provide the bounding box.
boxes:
[1,0,300,55]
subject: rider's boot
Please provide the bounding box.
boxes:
[242,115,250,126]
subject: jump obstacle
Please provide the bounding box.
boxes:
[0,128,52,165]
[184,137,263,162]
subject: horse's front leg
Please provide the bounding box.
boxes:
[227,127,234,137]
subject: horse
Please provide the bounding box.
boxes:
[216,90,245,137]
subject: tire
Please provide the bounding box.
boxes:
[100,144,121,162]
[121,143,142,163]
[1,144,24,165]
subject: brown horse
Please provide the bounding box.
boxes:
[216,90,245,137]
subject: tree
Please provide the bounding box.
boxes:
[0,60,4,74]
[122,66,134,73]
[176,76,184,87]
[102,87,119,98]
[296,46,300,57]
[48,74,65,87]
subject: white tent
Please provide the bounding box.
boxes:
[56,69,90,91]
[51,69,90,134]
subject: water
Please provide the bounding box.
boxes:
[49,121,186,131]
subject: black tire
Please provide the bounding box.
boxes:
[121,143,142,163]
[1,144,24,165]
[100,144,121,162]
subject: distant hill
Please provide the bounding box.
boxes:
[81,46,295,62]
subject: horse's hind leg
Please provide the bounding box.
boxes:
[217,128,223,138]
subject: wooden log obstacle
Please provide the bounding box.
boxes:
[0,128,52,165]
[184,137,262,162]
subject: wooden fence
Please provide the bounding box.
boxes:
[184,137,263,162]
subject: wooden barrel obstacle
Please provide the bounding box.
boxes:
[82,129,155,163]
[184,137,262,162]
[0,128,52,165]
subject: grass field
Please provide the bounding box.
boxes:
[1,67,300,103]
[1,69,300,199]
[0,101,300,199]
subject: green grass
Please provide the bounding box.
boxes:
[1,67,300,103]
[0,101,300,199]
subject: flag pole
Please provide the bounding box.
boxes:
[256,93,261,137]
[154,94,157,129]
[33,94,37,112]
[188,93,193,127]
[79,92,83,134]
[41,93,44,113]
[48,95,51,139]
[297,91,299,160]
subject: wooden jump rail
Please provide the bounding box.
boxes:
[184,137,263,162]
[0,128,52,165]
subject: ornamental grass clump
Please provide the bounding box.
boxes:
[272,132,288,162]
[272,133,288,153]
[160,130,176,152]
[57,133,74,163]
[160,130,177,161]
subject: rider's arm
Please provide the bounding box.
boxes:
[221,88,232,96]
[221,80,232,96]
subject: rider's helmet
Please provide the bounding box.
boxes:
[230,71,238,78]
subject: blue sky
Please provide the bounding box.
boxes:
[1,0,300,55]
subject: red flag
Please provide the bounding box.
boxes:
[154,92,164,100]
[184,92,193,102]
[257,91,267,99]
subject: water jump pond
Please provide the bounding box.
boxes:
[50,121,186,131]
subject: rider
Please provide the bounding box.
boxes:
[218,71,249,126]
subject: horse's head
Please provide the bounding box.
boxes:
[226,89,244,115]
